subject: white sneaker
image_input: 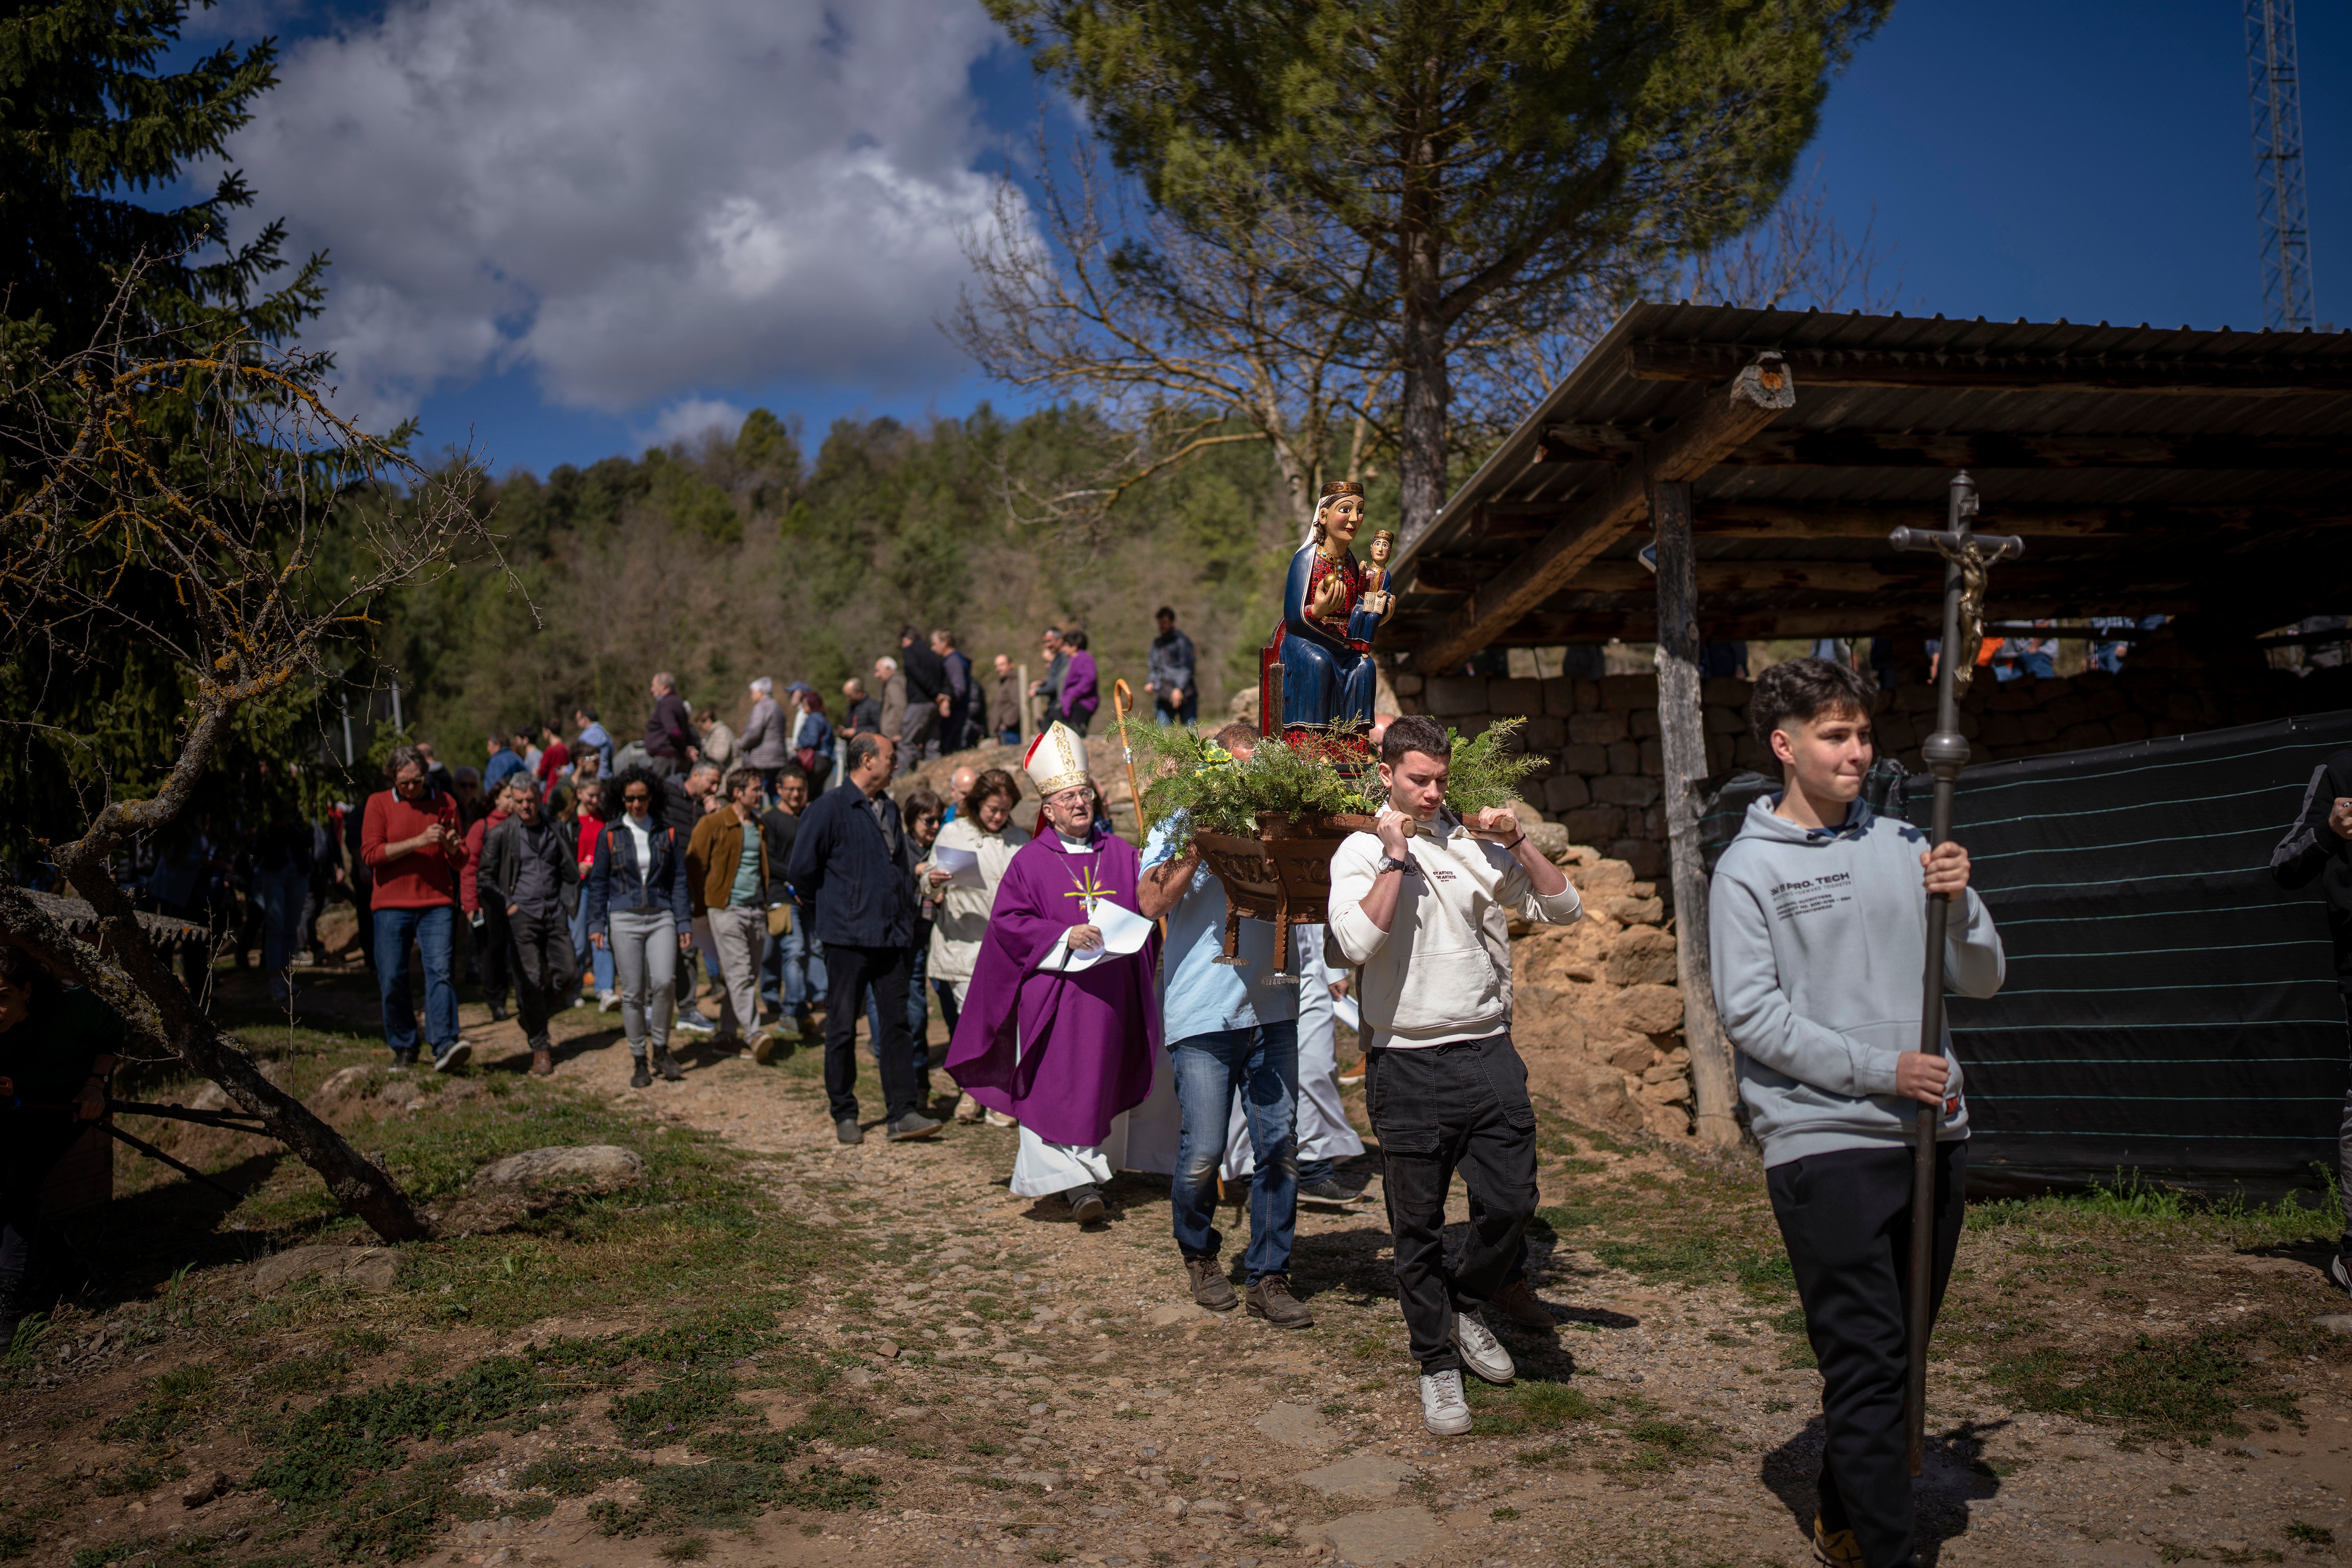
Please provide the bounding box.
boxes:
[1419,1368,1472,1436]
[598,990,620,1013]
[1451,1308,1516,1385]
[2332,1249,2351,1295]
[673,1011,715,1035]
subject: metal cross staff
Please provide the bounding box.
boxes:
[1888,470,2024,1476]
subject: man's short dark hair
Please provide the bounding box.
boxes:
[1155,605,1176,621]
[1749,656,1875,748]
[846,732,888,776]
[575,704,598,722]
[1380,714,1453,767]
[778,765,809,788]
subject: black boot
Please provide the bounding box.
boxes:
[629,1057,652,1090]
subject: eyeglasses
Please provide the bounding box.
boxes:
[1048,787,1095,806]
[622,791,651,804]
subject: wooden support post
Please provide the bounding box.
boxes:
[1018,662,1033,746]
[1652,479,1740,1148]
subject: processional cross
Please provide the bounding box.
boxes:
[1888,471,2025,1476]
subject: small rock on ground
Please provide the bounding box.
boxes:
[1292,1453,1419,1499]
[250,1245,400,1296]
[472,1144,645,1193]
[1318,1505,1454,1567]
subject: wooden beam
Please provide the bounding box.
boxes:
[1627,340,2352,396]
[1467,500,2349,544]
[1396,597,2209,645]
[1650,479,1739,1148]
[1415,354,1796,670]
[1542,425,2352,471]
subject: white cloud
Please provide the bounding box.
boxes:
[639,397,748,451]
[221,0,1018,429]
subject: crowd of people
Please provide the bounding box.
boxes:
[49,618,2333,1568]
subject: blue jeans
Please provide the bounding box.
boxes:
[1170,1022,1299,1281]
[568,895,614,1000]
[255,866,308,997]
[373,904,458,1056]
[1154,695,1198,726]
[867,942,930,1079]
[763,918,824,1018]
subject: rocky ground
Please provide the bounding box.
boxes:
[3,961,2347,1568]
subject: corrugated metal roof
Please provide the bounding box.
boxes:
[1389,302,2352,653]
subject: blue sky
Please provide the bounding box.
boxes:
[184,0,2345,479]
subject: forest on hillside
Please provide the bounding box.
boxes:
[374,404,1363,756]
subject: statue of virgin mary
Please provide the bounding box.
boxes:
[1264,479,1380,734]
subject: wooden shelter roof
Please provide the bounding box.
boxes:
[1387,302,2352,669]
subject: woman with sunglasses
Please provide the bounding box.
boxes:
[585,766,695,1088]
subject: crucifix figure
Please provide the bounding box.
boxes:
[1889,470,2025,1475]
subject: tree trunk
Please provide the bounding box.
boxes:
[1395,107,1450,575]
[1651,479,1740,1148]
[0,883,434,1242]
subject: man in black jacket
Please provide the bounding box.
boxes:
[2271,747,2352,1292]
[787,733,942,1146]
[479,783,582,1076]
[900,627,949,763]
[644,671,697,780]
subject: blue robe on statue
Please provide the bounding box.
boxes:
[1277,541,1376,731]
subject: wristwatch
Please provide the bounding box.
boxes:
[1377,854,1411,876]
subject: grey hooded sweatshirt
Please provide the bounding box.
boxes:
[1708,794,2005,1168]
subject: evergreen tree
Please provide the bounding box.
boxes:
[1,0,318,351]
[984,0,1890,542]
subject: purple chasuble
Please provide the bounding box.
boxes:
[944,825,1160,1146]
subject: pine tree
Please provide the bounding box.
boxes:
[985,0,1890,544]
[1,0,320,352]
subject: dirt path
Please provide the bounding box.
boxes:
[10,963,2348,1568]
[438,989,2352,1568]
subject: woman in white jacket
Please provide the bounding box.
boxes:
[921,767,1030,1124]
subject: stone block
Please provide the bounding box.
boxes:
[1557,742,1610,774]
[1575,678,1603,710]
[2108,711,2149,743]
[1542,774,1591,813]
[1391,673,1423,698]
[1571,857,1636,891]
[1703,705,1746,733]
[1608,927,1680,987]
[1701,677,1752,708]
[1521,714,1565,748]
[1639,739,1663,774]
[1542,677,1581,716]
[1455,714,1492,739]
[1875,714,1916,751]
[1295,1457,1421,1501]
[1605,1036,1656,1073]
[476,1145,647,1194]
[1560,805,1626,842]
[2039,676,2074,700]
[1629,708,1661,738]
[1603,982,1685,1035]
[1609,838,1669,879]
[2084,688,2128,719]
[1568,710,1627,745]
[1732,735,1774,769]
[1601,673,1660,709]
[2057,721,2115,750]
[1607,741,1643,774]
[1488,677,1543,716]
[1705,733,1735,772]
[1987,688,2040,713]
[2042,693,2090,727]
[1594,774,1661,807]
[1604,893,1664,924]
[1898,683,1939,713]
[1424,677,1489,717]
[252,1245,401,1296]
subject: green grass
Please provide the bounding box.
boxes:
[1466,1378,1608,1436]
[1983,1314,2320,1445]
[1971,1169,2342,1249]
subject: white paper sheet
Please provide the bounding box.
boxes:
[1043,897,1153,972]
[932,844,985,888]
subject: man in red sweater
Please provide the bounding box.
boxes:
[362,745,469,1071]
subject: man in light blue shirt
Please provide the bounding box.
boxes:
[1135,722,1311,1329]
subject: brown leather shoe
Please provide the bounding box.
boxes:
[1491,1277,1556,1329]
[1246,1273,1314,1329]
[1184,1256,1238,1313]
[529,1048,554,1077]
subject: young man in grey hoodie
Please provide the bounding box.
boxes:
[1709,657,2003,1568]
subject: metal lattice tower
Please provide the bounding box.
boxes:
[2245,0,2316,330]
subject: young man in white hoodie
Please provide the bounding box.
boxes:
[1327,715,1583,1436]
[1709,657,2003,1568]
